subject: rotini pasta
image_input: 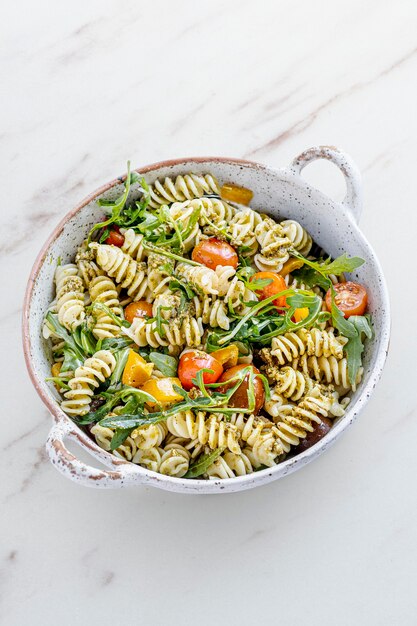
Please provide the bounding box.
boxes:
[91,243,149,300]
[61,350,116,416]
[148,173,220,208]
[89,275,123,339]
[270,328,347,365]
[254,217,292,272]
[280,219,313,256]
[43,166,371,481]
[166,411,241,454]
[54,264,85,331]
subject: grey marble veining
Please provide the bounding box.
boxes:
[1,0,417,624]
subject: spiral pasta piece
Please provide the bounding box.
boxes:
[192,295,230,330]
[228,413,284,466]
[176,262,219,295]
[132,447,164,472]
[254,217,292,272]
[148,173,220,208]
[227,208,262,254]
[268,386,344,452]
[205,450,254,479]
[131,422,168,450]
[89,275,123,339]
[280,219,313,256]
[91,244,149,301]
[75,241,104,287]
[159,442,190,477]
[291,353,363,393]
[61,350,116,416]
[127,315,203,349]
[120,228,147,261]
[54,264,85,331]
[166,411,241,454]
[271,328,347,365]
[266,366,312,401]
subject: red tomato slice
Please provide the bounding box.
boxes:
[178,350,223,391]
[105,226,125,247]
[191,238,238,270]
[250,271,287,308]
[325,281,368,318]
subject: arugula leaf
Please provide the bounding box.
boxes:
[149,352,178,377]
[98,336,133,351]
[184,448,224,478]
[169,277,196,300]
[291,266,332,291]
[110,427,137,450]
[88,161,133,243]
[344,315,373,385]
[291,251,365,279]
[108,347,130,386]
[153,306,169,338]
[44,313,95,372]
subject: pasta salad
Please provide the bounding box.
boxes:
[43,164,372,480]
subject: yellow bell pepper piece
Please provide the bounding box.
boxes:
[210,344,239,368]
[140,377,183,407]
[279,258,305,277]
[220,183,254,206]
[122,350,154,388]
[293,307,309,323]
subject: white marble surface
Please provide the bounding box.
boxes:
[1,0,416,624]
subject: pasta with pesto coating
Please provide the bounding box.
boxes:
[43,165,371,481]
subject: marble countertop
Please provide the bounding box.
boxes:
[2,0,416,624]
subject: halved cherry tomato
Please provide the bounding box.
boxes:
[293,307,309,323]
[178,350,223,391]
[125,301,153,323]
[191,238,238,270]
[325,281,368,318]
[217,364,265,415]
[105,226,125,247]
[250,271,287,308]
[140,377,184,407]
[220,183,254,206]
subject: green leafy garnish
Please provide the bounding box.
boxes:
[44,313,95,372]
[291,251,365,289]
[148,352,178,377]
[329,286,372,384]
[341,315,372,384]
[88,161,134,243]
[184,448,224,478]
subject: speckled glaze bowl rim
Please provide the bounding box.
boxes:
[22,150,390,493]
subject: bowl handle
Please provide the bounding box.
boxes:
[46,419,140,488]
[290,145,362,223]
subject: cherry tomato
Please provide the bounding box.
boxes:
[191,238,238,270]
[251,271,287,308]
[325,281,368,318]
[217,364,265,415]
[125,301,153,323]
[105,226,125,247]
[178,350,223,391]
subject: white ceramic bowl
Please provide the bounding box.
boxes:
[22,146,390,493]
